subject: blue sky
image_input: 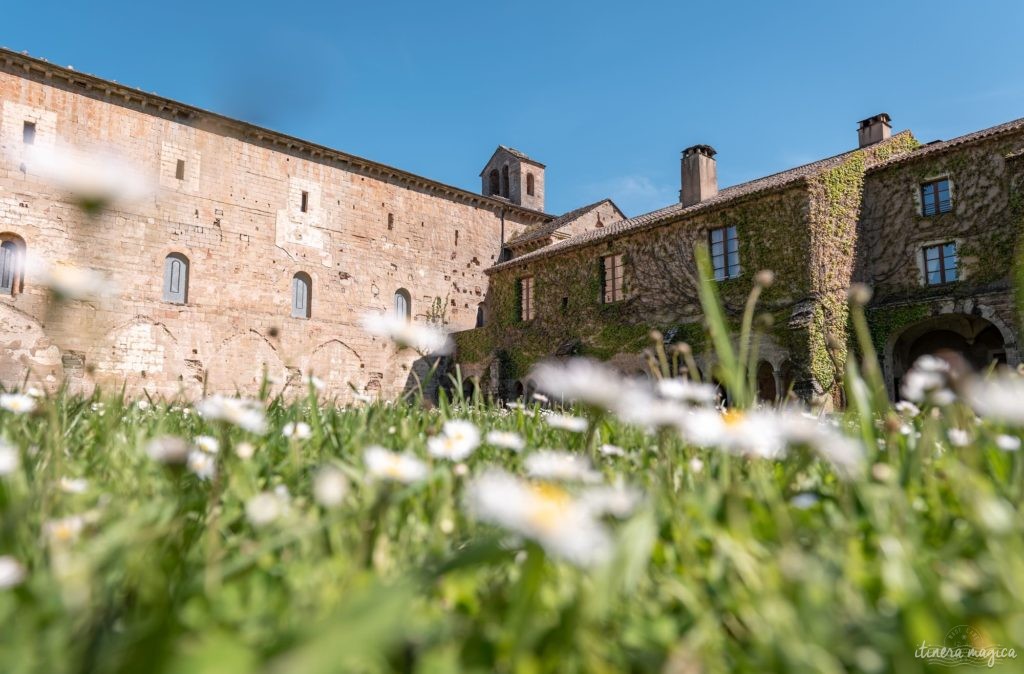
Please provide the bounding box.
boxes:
[4,1,1022,216]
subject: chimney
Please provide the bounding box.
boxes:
[680,144,718,206]
[858,113,892,148]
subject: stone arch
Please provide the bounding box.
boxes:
[756,360,777,403]
[0,232,27,295]
[305,339,364,397]
[207,329,289,395]
[89,316,188,397]
[501,165,510,197]
[886,311,1012,396]
[488,169,499,196]
[0,304,59,389]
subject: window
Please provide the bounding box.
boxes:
[526,173,535,196]
[22,121,35,145]
[924,242,958,285]
[291,272,312,318]
[709,226,740,280]
[1,239,24,296]
[162,253,189,304]
[387,213,394,231]
[475,303,485,328]
[518,276,534,321]
[501,165,510,197]
[394,289,411,321]
[921,179,951,216]
[300,190,309,213]
[601,254,625,303]
[454,230,459,246]
[175,159,185,180]
[488,170,500,196]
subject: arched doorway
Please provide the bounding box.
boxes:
[756,361,777,403]
[890,313,1007,395]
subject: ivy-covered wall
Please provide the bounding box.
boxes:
[453,132,928,404]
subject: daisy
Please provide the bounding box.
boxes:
[282,422,312,440]
[464,470,612,567]
[0,443,20,475]
[656,378,718,405]
[364,446,429,484]
[59,477,88,494]
[0,393,36,414]
[194,435,219,454]
[963,374,1024,425]
[235,442,256,460]
[900,355,955,404]
[947,428,970,447]
[360,312,453,355]
[313,466,349,508]
[996,434,1021,452]
[579,481,642,518]
[195,395,267,434]
[31,260,117,302]
[427,420,481,461]
[530,358,623,410]
[245,491,288,527]
[45,515,85,544]
[0,556,26,589]
[545,413,588,433]
[23,144,154,213]
[145,436,190,465]
[485,430,526,452]
[598,443,625,457]
[524,450,601,483]
[187,450,216,481]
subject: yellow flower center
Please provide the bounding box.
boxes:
[525,483,571,534]
[722,409,745,427]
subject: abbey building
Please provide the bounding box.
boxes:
[0,48,1021,404]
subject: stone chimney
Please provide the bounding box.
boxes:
[858,113,892,148]
[680,144,718,206]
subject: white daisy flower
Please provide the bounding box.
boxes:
[524,450,601,483]
[195,395,267,434]
[305,375,326,391]
[996,434,1021,452]
[364,446,429,484]
[187,450,216,481]
[612,384,686,430]
[0,442,20,475]
[688,457,704,474]
[531,392,549,403]
[579,481,642,518]
[964,374,1024,425]
[314,467,349,508]
[145,436,190,465]
[545,413,588,433]
[427,420,481,461]
[22,144,154,213]
[464,470,612,567]
[45,515,85,544]
[530,358,623,410]
[894,401,920,417]
[193,435,220,454]
[25,387,45,398]
[59,477,88,494]
[485,430,526,452]
[656,378,718,405]
[245,491,288,527]
[947,428,970,447]
[598,443,626,457]
[900,355,954,404]
[282,421,312,440]
[0,556,26,589]
[360,312,453,355]
[0,394,36,414]
[235,442,256,460]
[28,259,117,302]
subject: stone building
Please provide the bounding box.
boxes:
[1,46,1020,404]
[455,114,1024,406]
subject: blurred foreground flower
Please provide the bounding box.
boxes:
[0,393,36,414]
[145,436,190,465]
[283,421,312,440]
[531,358,623,410]
[465,470,614,567]
[21,144,154,214]
[964,373,1024,425]
[0,556,26,589]
[196,395,267,434]
[246,490,289,527]
[313,466,349,508]
[360,313,453,355]
[0,442,20,475]
[187,451,216,481]
[656,377,718,405]
[364,446,429,484]
[901,355,955,405]
[194,435,219,454]
[545,413,588,433]
[525,450,601,483]
[29,259,117,302]
[485,430,525,452]
[427,420,480,461]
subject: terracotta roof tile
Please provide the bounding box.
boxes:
[507,199,621,247]
[870,117,1024,171]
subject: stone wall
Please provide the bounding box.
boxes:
[0,53,547,400]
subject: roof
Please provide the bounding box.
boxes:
[0,47,553,223]
[488,131,914,273]
[869,116,1024,172]
[506,198,623,247]
[479,145,546,174]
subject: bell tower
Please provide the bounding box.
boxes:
[479,145,545,212]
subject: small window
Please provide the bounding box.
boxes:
[924,242,958,285]
[387,213,394,231]
[601,253,625,303]
[175,159,185,180]
[455,230,459,246]
[394,288,411,321]
[22,121,36,145]
[475,303,485,328]
[0,239,23,295]
[921,179,952,216]
[561,296,568,313]
[526,173,535,196]
[291,272,312,318]
[300,190,309,213]
[501,165,510,197]
[162,253,189,304]
[488,170,500,196]
[709,226,740,281]
[519,276,534,321]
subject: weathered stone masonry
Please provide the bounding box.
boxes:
[0,49,551,399]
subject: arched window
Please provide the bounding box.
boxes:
[162,253,189,304]
[0,237,25,296]
[501,165,510,197]
[526,173,535,196]
[291,272,312,319]
[393,288,411,321]
[488,169,499,196]
[475,303,485,328]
